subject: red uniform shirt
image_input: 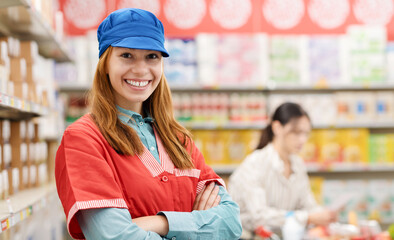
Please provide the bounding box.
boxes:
[55,114,225,239]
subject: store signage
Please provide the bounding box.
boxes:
[59,0,394,40]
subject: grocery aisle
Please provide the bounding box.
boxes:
[0,0,393,239]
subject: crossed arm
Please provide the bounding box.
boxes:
[131,182,221,236]
[77,183,241,239]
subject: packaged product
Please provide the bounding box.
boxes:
[317,129,343,166]
[342,129,369,165]
[367,180,392,223]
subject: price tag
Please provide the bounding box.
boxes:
[10,97,14,107]
[25,102,31,111]
[15,99,22,109]
[1,218,9,231]
[3,96,9,106]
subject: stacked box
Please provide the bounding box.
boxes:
[21,41,39,102]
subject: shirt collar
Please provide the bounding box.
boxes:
[266,143,299,174]
[116,105,154,124]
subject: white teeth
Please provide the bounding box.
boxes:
[125,80,149,87]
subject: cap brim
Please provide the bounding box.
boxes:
[111,37,169,57]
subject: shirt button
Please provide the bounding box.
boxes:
[161,176,168,182]
[171,237,176,240]
[150,146,155,151]
[139,122,143,126]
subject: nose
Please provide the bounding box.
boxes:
[130,59,148,76]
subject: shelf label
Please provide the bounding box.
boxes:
[15,99,22,109]
[27,206,32,216]
[10,97,14,107]
[1,218,9,231]
[25,102,31,111]
[3,95,9,106]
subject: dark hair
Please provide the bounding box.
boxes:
[256,102,309,149]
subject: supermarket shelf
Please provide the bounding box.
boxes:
[182,122,394,130]
[211,164,241,175]
[183,122,264,130]
[60,83,394,93]
[0,0,24,8]
[307,163,394,173]
[212,164,394,175]
[59,84,91,93]
[313,123,394,129]
[170,84,265,92]
[170,83,394,92]
[0,93,48,120]
[0,0,71,62]
[0,183,56,233]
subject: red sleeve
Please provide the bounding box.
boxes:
[55,121,127,239]
[189,140,226,194]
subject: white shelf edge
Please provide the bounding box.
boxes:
[58,83,91,92]
[211,164,394,175]
[170,84,394,92]
[0,183,56,233]
[182,122,265,130]
[0,92,48,119]
[181,122,394,130]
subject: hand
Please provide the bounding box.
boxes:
[193,182,221,210]
[308,209,337,226]
[132,215,169,236]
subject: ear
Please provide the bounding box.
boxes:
[271,120,282,136]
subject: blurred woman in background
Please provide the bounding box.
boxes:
[228,102,336,236]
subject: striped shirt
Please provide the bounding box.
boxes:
[228,143,321,233]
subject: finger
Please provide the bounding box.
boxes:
[193,185,206,210]
[203,185,220,210]
[213,195,221,207]
[197,182,215,210]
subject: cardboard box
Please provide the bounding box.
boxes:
[2,169,9,199]
[20,41,38,64]
[13,81,28,99]
[3,143,11,170]
[0,41,8,65]
[27,82,37,102]
[0,37,20,57]
[26,64,35,83]
[10,57,26,82]
[11,121,26,142]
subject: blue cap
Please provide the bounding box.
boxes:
[97,8,169,58]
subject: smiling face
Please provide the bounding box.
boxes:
[106,47,163,114]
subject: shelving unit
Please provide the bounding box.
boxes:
[0,183,56,233]
[0,0,69,237]
[169,84,394,92]
[0,93,48,120]
[212,164,394,176]
[0,0,71,62]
